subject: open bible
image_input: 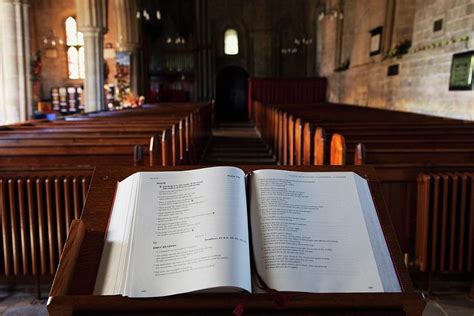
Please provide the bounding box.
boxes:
[94,167,401,297]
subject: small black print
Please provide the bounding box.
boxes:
[388,64,399,76]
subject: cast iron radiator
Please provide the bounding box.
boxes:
[0,175,91,277]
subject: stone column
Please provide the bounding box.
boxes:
[195,0,213,101]
[113,0,139,95]
[383,0,396,55]
[0,0,31,125]
[75,0,107,112]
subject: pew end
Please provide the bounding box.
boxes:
[161,129,173,166]
[330,133,346,165]
[134,145,144,166]
[294,118,303,165]
[302,122,313,165]
[313,127,326,166]
[354,143,366,165]
[288,115,295,165]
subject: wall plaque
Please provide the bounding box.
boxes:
[449,51,474,91]
[387,64,399,76]
[369,27,383,56]
[44,48,58,58]
[433,19,443,32]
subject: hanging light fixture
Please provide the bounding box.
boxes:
[318,5,344,22]
[136,3,161,21]
[42,29,65,47]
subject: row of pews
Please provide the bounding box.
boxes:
[0,103,212,167]
[252,99,474,294]
[0,102,212,281]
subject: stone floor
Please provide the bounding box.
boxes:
[200,122,277,165]
[0,284,49,316]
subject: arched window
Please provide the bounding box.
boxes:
[65,17,85,79]
[67,47,79,79]
[224,29,239,55]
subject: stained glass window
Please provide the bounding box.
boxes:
[224,29,239,55]
[66,17,85,79]
[67,47,79,79]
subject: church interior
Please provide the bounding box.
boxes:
[0,0,474,315]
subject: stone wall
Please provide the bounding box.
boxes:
[321,0,474,121]
[31,0,117,101]
[31,0,80,99]
[208,0,319,77]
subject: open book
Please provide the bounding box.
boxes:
[94,167,401,297]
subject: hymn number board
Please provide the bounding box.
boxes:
[449,51,474,90]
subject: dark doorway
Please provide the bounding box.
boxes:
[216,66,249,122]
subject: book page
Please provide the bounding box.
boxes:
[94,173,140,295]
[249,170,400,293]
[124,167,251,297]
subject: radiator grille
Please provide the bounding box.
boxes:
[416,173,474,273]
[0,175,90,276]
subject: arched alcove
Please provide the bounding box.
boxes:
[215,66,249,122]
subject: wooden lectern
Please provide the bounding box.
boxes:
[47,166,425,315]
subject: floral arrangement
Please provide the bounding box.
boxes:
[386,40,411,59]
[410,35,469,53]
[334,58,350,72]
[31,50,42,81]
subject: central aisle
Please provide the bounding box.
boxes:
[200,122,277,165]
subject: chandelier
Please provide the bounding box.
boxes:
[42,30,64,47]
[136,9,161,21]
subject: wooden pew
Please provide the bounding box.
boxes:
[0,103,213,167]
[248,77,327,121]
[0,103,213,290]
[258,103,474,167]
[0,131,171,167]
[252,99,474,263]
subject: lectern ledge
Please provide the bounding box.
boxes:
[48,165,425,316]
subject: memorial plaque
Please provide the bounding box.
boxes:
[433,19,443,32]
[388,64,399,76]
[449,51,474,90]
[369,27,383,56]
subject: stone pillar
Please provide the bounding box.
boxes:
[75,0,107,112]
[383,0,396,56]
[195,0,213,101]
[0,0,31,125]
[113,0,139,95]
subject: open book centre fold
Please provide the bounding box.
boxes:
[94,166,401,297]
